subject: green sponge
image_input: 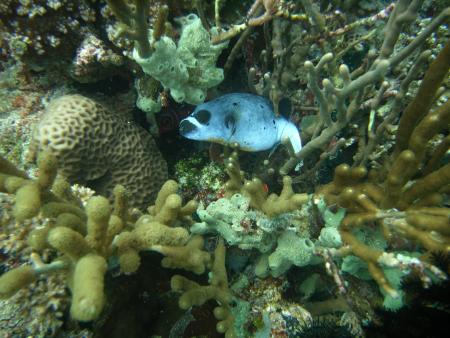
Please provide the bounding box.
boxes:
[268,230,315,277]
[133,14,228,105]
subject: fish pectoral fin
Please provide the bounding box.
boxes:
[224,114,236,135]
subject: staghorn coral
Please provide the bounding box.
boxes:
[1,150,128,321]
[28,94,168,210]
[0,191,72,337]
[317,40,450,300]
[106,0,154,59]
[279,4,450,175]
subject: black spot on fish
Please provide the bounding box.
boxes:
[272,119,276,125]
[193,109,211,124]
[260,104,264,109]
[233,102,238,106]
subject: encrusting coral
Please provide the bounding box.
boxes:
[192,149,316,278]
[0,152,208,322]
[28,94,168,210]
[317,40,450,298]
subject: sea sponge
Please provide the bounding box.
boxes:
[29,94,167,209]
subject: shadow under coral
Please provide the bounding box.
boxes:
[365,253,450,338]
[89,251,222,338]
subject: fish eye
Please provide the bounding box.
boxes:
[193,109,211,124]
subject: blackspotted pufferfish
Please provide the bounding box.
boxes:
[179,93,302,154]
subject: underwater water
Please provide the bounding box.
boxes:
[0,1,449,337]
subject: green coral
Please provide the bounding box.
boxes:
[192,193,310,254]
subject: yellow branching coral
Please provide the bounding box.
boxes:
[151,235,212,274]
[171,238,236,338]
[0,155,204,322]
[317,41,450,296]
[113,180,199,273]
[148,179,198,225]
[243,176,308,217]
[223,150,308,217]
[0,151,115,321]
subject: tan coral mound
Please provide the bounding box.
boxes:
[29,94,167,209]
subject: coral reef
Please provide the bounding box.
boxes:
[69,34,125,83]
[316,39,450,306]
[1,0,450,337]
[0,152,202,323]
[133,13,228,106]
[28,94,168,210]
[107,0,228,113]
[171,238,237,338]
[0,0,96,60]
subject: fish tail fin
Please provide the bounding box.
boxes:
[280,123,302,154]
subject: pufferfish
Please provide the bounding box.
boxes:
[179,93,302,154]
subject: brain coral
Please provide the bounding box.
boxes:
[30,94,167,210]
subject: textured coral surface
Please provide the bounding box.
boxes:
[30,94,168,210]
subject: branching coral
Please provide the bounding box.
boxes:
[211,0,308,44]
[224,150,308,217]
[106,0,153,58]
[0,154,205,322]
[113,179,199,273]
[192,149,315,278]
[317,40,450,298]
[1,151,116,321]
[280,4,450,175]
[171,238,237,338]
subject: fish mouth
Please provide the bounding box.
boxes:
[179,119,197,137]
